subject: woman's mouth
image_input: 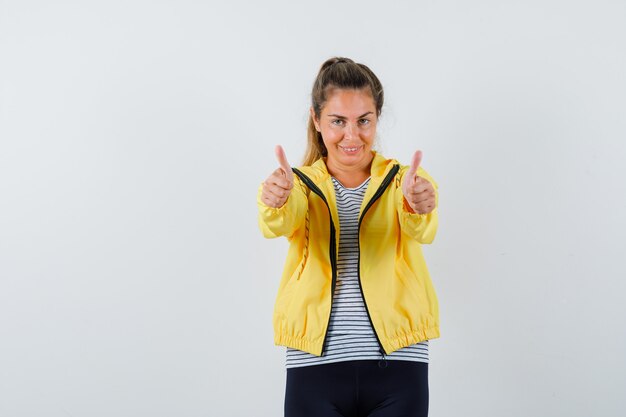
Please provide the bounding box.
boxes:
[339,145,363,155]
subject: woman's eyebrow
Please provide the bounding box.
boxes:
[327,111,374,119]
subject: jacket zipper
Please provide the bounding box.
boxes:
[292,168,337,357]
[292,165,400,357]
[357,164,400,359]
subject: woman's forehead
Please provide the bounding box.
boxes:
[322,88,376,116]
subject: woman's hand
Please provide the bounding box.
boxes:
[261,145,294,208]
[402,150,436,214]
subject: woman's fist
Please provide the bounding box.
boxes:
[402,150,436,214]
[261,145,294,208]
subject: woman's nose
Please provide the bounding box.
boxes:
[344,122,357,139]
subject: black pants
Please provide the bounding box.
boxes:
[285,360,429,417]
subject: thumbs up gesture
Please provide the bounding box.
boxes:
[261,145,294,208]
[402,150,436,214]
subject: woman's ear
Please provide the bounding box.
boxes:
[309,107,320,132]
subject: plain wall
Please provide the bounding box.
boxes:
[1,0,625,416]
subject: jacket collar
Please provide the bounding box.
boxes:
[293,151,399,228]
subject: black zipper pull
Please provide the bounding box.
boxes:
[378,348,388,368]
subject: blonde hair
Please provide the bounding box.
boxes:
[302,57,384,166]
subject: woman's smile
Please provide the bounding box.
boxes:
[338,144,364,155]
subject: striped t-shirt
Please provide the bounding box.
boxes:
[285,176,429,368]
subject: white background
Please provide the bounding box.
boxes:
[1,1,625,416]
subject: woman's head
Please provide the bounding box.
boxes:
[303,57,384,166]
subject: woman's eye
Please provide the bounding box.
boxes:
[332,119,344,126]
[359,119,370,125]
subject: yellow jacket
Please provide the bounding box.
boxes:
[257,151,440,356]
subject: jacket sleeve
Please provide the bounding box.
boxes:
[257,176,308,239]
[396,165,439,244]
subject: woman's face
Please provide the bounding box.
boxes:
[311,88,378,172]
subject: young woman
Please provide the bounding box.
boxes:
[258,57,440,417]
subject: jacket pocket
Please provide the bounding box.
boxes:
[397,257,429,313]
